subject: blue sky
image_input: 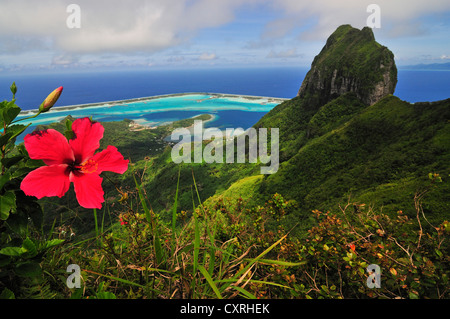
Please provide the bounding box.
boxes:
[0,0,449,73]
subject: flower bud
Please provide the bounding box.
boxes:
[10,82,17,97]
[39,86,63,113]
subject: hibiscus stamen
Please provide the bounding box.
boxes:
[80,159,99,174]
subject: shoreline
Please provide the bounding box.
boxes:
[129,113,217,132]
[19,92,288,116]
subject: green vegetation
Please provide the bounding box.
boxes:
[253,93,450,227]
[298,24,397,107]
[1,81,448,300]
[1,24,448,299]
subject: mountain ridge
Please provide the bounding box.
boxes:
[297,24,397,107]
[37,25,450,238]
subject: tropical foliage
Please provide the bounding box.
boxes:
[0,81,448,300]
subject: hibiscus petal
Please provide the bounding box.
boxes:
[24,129,74,165]
[90,145,129,174]
[20,164,70,199]
[69,118,104,163]
[70,172,104,209]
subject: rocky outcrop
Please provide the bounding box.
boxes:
[297,25,397,107]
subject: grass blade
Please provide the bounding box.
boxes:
[134,175,164,267]
[93,208,98,237]
[236,234,287,279]
[133,175,152,223]
[83,269,164,296]
[231,286,257,299]
[217,278,292,290]
[192,186,200,275]
[84,269,145,289]
[249,258,307,267]
[199,265,222,299]
[191,170,216,275]
[93,208,100,246]
[172,166,181,252]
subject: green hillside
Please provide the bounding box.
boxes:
[31,26,449,239]
[2,24,448,300]
[257,95,449,227]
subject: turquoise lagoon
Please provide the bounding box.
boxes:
[15,93,285,142]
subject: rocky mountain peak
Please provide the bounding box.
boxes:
[297,24,397,107]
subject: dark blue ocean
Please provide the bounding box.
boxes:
[0,68,304,110]
[2,67,449,111]
[0,68,449,133]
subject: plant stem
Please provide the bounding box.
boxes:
[93,208,99,244]
[11,111,40,125]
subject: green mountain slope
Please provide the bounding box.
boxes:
[196,25,449,233]
[34,25,450,238]
[256,95,450,222]
[136,92,449,235]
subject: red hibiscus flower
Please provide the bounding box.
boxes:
[20,117,129,209]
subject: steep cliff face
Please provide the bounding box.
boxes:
[297,25,397,107]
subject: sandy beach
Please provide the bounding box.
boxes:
[129,113,217,132]
[18,92,287,116]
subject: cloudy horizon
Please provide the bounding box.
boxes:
[1,0,449,73]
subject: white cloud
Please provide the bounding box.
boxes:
[52,53,79,65]
[266,48,302,59]
[0,0,256,54]
[263,0,450,40]
[198,53,217,60]
[0,0,449,69]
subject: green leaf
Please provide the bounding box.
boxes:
[1,101,21,126]
[11,167,32,179]
[65,118,73,131]
[0,191,16,221]
[0,101,7,125]
[1,155,24,169]
[409,292,419,299]
[0,132,13,148]
[15,261,42,277]
[44,239,65,250]
[0,288,15,299]
[0,171,11,189]
[8,124,30,142]
[22,238,37,257]
[4,210,28,235]
[0,255,11,267]
[95,291,117,299]
[64,130,74,140]
[0,246,26,257]
[25,159,44,169]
